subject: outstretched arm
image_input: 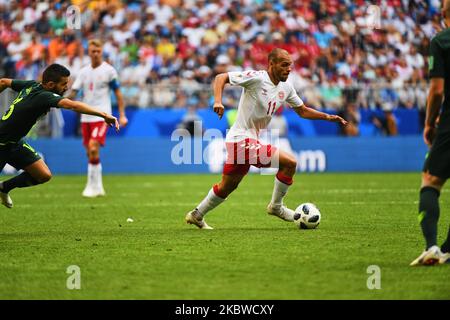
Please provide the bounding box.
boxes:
[213,73,230,119]
[293,103,348,126]
[57,98,120,131]
[0,78,12,94]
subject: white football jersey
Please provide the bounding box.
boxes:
[226,70,303,142]
[71,61,119,123]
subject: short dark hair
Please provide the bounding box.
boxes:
[42,64,70,84]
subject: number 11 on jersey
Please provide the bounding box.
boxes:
[267,101,277,116]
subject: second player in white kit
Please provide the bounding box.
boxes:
[69,39,128,197]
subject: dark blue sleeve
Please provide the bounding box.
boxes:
[109,79,120,90]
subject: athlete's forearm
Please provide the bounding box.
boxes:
[0,78,12,94]
[426,78,445,127]
[74,101,107,118]
[58,98,107,119]
[213,73,229,104]
[294,104,332,121]
[115,89,126,116]
[425,93,444,127]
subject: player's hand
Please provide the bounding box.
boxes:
[119,114,128,127]
[104,114,120,132]
[328,114,348,126]
[213,102,225,119]
[423,125,436,147]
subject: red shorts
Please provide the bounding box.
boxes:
[81,121,108,147]
[223,138,278,175]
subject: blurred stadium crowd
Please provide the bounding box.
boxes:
[0,0,443,118]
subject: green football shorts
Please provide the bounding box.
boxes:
[423,130,450,180]
[0,140,41,171]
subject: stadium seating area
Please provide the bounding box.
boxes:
[0,0,442,136]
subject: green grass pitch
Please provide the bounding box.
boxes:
[0,173,449,300]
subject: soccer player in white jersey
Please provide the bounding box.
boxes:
[186,48,347,229]
[69,39,128,197]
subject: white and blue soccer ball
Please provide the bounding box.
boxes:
[293,203,321,229]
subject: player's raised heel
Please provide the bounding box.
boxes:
[439,252,450,264]
[0,182,13,209]
[0,191,13,208]
[185,209,213,230]
[410,245,442,266]
[267,203,294,222]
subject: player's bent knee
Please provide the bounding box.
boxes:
[422,171,445,189]
[34,170,52,184]
[423,171,439,183]
[88,141,100,151]
[288,158,297,170]
[281,157,297,172]
[88,145,99,153]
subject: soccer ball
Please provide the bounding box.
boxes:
[293,203,321,229]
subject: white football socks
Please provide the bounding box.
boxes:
[271,176,291,208]
[94,163,103,190]
[87,163,95,188]
[87,163,103,189]
[196,188,225,218]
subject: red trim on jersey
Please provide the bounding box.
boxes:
[276,171,293,186]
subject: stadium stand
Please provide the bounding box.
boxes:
[0,0,441,136]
